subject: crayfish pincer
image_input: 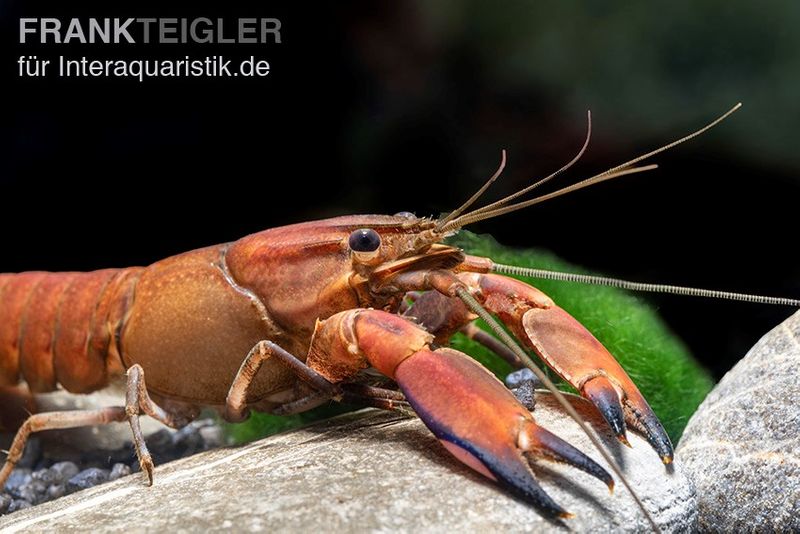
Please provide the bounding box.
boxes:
[1,104,761,521]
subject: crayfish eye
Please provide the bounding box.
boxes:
[348,228,382,253]
[394,211,415,219]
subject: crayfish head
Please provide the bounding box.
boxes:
[344,213,450,267]
[340,214,465,296]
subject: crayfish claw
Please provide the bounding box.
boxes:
[485,447,573,519]
[393,346,612,517]
[582,375,630,447]
[437,429,571,519]
[623,394,674,464]
[519,420,615,493]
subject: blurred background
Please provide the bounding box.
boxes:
[2,1,798,379]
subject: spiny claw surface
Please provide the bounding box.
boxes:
[393,347,612,518]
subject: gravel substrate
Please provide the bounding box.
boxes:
[0,418,223,516]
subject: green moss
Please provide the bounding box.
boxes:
[448,231,714,441]
[225,404,354,445]
[226,231,713,444]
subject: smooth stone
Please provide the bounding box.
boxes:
[0,494,10,513]
[6,501,31,513]
[109,464,132,481]
[0,392,695,532]
[46,484,65,500]
[676,310,800,532]
[2,469,31,492]
[49,462,79,485]
[66,468,109,494]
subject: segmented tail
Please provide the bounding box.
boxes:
[0,268,142,393]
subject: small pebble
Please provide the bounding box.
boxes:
[173,425,203,453]
[47,484,66,500]
[504,367,541,389]
[3,468,31,491]
[109,463,131,481]
[505,368,540,411]
[50,461,79,484]
[9,482,40,505]
[1,419,224,516]
[148,429,173,451]
[199,425,224,449]
[7,500,32,513]
[32,468,56,485]
[0,494,11,513]
[66,468,109,494]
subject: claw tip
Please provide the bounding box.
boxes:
[661,455,673,465]
[617,433,632,448]
[607,479,615,494]
[558,511,575,520]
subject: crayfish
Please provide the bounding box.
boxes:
[4,103,790,523]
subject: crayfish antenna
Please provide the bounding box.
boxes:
[440,103,742,233]
[435,149,507,230]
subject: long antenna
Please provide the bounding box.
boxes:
[464,110,593,219]
[594,102,742,178]
[491,264,800,307]
[436,149,507,230]
[440,103,743,233]
[441,164,659,231]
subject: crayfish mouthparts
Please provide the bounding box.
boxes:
[392,346,614,518]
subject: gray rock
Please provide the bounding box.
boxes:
[0,494,10,513]
[505,367,542,389]
[46,484,65,500]
[677,310,800,532]
[6,500,31,513]
[66,468,109,494]
[198,424,225,449]
[8,483,38,505]
[31,469,55,486]
[0,393,695,533]
[49,462,79,485]
[2,469,31,492]
[506,368,540,411]
[109,463,131,481]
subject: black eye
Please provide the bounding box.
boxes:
[394,211,415,219]
[348,229,381,252]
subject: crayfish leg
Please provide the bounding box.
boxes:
[0,364,197,490]
[0,406,128,489]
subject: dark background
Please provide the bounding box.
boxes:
[2,1,798,379]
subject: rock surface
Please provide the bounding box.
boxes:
[0,392,695,533]
[677,310,800,532]
[1,416,223,515]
